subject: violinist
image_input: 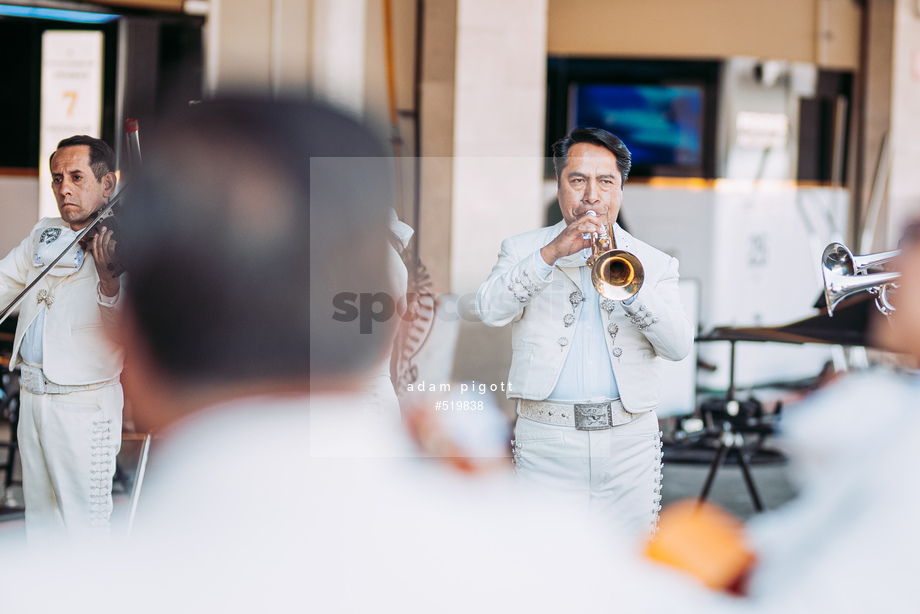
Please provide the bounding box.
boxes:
[0,135,124,545]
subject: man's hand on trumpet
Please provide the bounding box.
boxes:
[540,210,607,266]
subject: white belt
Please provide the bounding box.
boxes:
[19,364,118,396]
[519,398,638,430]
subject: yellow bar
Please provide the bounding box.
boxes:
[75,0,185,11]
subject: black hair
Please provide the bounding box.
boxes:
[551,127,632,186]
[119,97,394,387]
[51,135,115,181]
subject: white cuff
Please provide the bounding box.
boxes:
[96,282,119,306]
[532,250,554,281]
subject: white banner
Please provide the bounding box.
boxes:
[39,30,104,220]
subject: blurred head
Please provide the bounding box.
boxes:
[870,220,920,363]
[49,136,117,230]
[552,128,631,228]
[118,97,394,426]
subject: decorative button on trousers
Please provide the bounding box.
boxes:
[512,409,663,542]
[18,383,123,545]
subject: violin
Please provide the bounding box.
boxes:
[79,200,126,278]
[77,118,141,278]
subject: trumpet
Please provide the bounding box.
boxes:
[583,215,644,301]
[821,242,901,316]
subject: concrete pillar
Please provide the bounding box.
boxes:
[206,0,273,94]
[417,0,548,294]
[273,0,311,98]
[416,0,548,407]
[856,0,895,251]
[885,0,920,245]
[451,0,547,295]
[417,0,458,294]
[311,0,368,115]
[206,0,367,115]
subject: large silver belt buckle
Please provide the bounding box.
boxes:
[19,365,46,395]
[574,402,612,431]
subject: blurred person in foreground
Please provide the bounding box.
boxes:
[1,99,733,613]
[723,221,920,612]
[476,128,694,541]
[0,135,123,544]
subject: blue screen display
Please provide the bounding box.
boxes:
[0,4,118,23]
[574,84,703,168]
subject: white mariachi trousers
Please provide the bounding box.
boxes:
[18,384,123,545]
[512,409,663,542]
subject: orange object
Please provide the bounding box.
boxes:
[645,500,756,594]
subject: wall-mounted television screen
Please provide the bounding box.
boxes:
[546,58,720,179]
[572,83,704,169]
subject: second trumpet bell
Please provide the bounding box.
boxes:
[822,242,899,276]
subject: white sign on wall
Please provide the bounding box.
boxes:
[39,30,104,220]
[735,111,789,149]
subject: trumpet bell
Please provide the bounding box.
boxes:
[592,250,645,301]
[822,242,900,275]
[822,243,857,276]
[822,266,901,316]
[821,242,902,316]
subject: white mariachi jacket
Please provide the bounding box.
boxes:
[475,221,693,414]
[0,218,123,385]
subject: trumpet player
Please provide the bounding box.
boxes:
[476,127,694,540]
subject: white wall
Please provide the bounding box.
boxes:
[0,176,40,255]
[718,57,813,182]
[625,182,848,388]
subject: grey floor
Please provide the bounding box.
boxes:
[660,456,797,520]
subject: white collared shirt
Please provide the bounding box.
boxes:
[532,249,633,403]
